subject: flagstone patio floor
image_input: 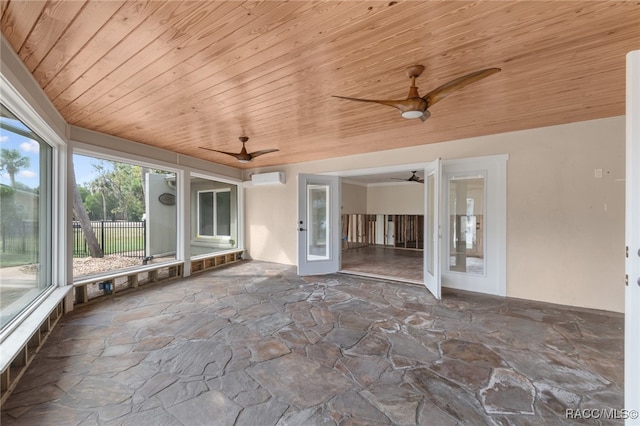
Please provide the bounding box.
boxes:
[1,260,624,425]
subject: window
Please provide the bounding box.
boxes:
[198,189,231,237]
[190,175,238,257]
[0,104,53,330]
[71,152,178,279]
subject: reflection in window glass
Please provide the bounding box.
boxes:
[426,173,435,276]
[198,192,214,236]
[449,176,485,275]
[191,176,238,257]
[71,153,177,279]
[216,191,231,236]
[197,190,231,238]
[307,184,329,260]
[0,104,52,330]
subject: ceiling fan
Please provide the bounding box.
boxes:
[199,136,279,164]
[333,65,500,121]
[391,171,424,183]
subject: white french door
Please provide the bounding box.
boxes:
[625,49,640,420]
[424,158,442,299]
[297,174,341,275]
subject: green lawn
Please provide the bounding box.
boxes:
[73,225,144,256]
[0,252,38,268]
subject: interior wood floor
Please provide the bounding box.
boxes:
[341,246,423,283]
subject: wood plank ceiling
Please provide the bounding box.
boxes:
[1,1,639,169]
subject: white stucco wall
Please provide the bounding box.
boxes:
[244,117,625,313]
[367,184,424,215]
[341,182,367,214]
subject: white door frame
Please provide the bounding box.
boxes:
[625,49,640,421]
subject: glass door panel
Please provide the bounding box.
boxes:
[426,173,435,276]
[448,176,485,275]
[307,184,329,261]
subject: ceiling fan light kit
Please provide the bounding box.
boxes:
[199,136,279,163]
[401,110,426,119]
[333,65,500,122]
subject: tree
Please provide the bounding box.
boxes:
[88,165,113,220]
[71,161,103,258]
[104,163,144,221]
[0,148,30,187]
[82,190,114,220]
[77,186,91,202]
[0,185,19,235]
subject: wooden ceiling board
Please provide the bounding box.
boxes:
[62,1,246,124]
[1,0,639,169]
[1,1,47,52]
[46,0,174,102]
[81,1,323,132]
[63,2,287,128]
[31,1,124,87]
[83,2,378,133]
[17,0,85,72]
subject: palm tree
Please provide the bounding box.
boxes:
[0,148,30,186]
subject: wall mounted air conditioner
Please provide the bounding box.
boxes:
[250,171,285,186]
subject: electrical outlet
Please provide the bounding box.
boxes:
[595,169,603,178]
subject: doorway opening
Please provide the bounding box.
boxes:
[327,155,506,298]
[339,167,428,285]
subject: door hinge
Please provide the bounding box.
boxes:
[626,274,629,286]
[626,246,629,258]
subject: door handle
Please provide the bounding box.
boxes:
[299,228,306,231]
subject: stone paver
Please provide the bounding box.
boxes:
[1,260,624,425]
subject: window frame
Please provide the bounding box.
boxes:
[71,139,244,272]
[70,143,184,273]
[0,74,66,339]
[196,188,232,239]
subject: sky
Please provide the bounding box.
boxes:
[0,118,40,188]
[0,118,105,188]
[73,154,111,186]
